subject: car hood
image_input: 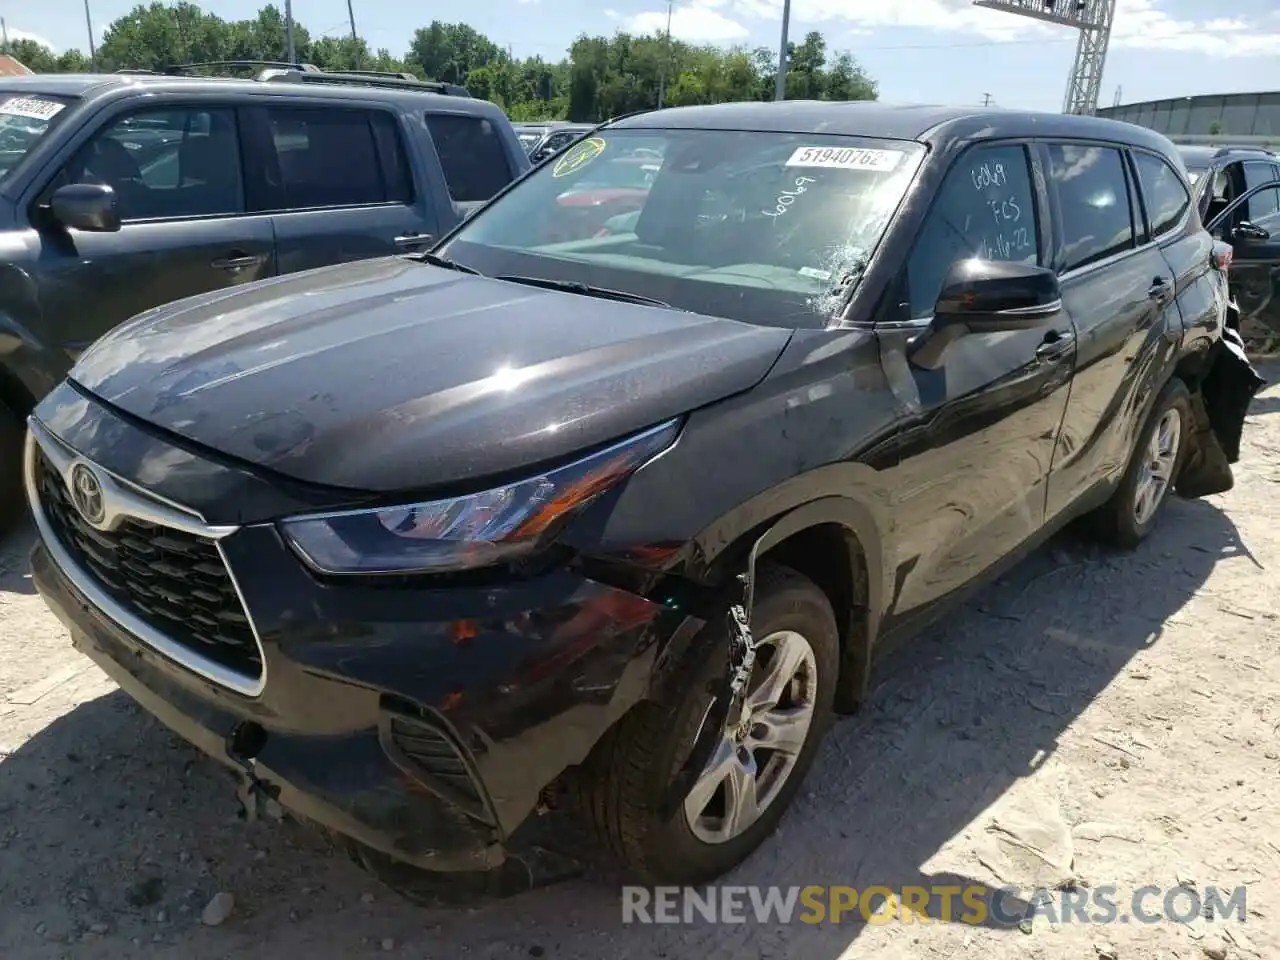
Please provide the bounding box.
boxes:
[70,257,793,493]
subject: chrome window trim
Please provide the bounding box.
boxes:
[24,418,267,698]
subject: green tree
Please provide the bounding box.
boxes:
[1,7,875,124]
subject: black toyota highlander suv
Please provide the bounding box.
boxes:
[24,102,1260,892]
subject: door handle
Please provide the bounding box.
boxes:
[1035,331,1076,362]
[211,252,267,271]
[1147,276,1173,302]
[394,232,434,249]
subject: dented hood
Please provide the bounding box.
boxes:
[70,257,792,493]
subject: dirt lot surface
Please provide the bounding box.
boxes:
[3,368,1280,960]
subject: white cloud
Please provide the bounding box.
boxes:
[5,27,57,50]
[1109,0,1280,56]
[621,0,1280,57]
[623,1,750,42]
[733,0,1055,40]
[604,7,620,17]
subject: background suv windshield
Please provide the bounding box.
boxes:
[442,129,924,327]
[0,93,75,182]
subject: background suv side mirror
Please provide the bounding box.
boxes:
[1233,220,1271,243]
[909,259,1063,370]
[49,183,121,233]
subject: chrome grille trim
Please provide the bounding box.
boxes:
[24,417,268,698]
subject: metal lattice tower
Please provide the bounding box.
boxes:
[972,0,1117,115]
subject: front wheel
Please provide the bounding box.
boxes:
[1090,378,1192,549]
[0,400,26,538]
[575,563,839,885]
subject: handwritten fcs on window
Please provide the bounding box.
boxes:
[969,157,1034,262]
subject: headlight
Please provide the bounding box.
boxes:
[279,418,681,576]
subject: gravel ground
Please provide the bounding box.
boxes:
[2,367,1280,960]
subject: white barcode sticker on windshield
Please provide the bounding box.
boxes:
[0,96,65,121]
[785,146,902,171]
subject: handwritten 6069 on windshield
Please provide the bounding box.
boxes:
[764,176,817,219]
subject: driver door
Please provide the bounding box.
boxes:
[1206,167,1280,344]
[31,103,276,359]
[875,141,1076,627]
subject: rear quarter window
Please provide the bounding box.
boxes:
[425,114,513,203]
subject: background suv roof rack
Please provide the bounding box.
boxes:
[163,60,321,76]
[1211,146,1277,159]
[258,68,470,97]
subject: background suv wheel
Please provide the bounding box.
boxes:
[0,400,26,537]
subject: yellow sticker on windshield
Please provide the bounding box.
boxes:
[552,136,606,178]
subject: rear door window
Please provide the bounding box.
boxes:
[1132,151,1190,239]
[262,106,403,210]
[425,114,512,203]
[1045,143,1136,272]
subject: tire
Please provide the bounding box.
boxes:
[0,400,26,538]
[575,563,840,885]
[1090,378,1193,549]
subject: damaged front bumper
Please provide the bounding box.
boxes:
[29,518,686,874]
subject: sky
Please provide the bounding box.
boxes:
[10,0,1280,111]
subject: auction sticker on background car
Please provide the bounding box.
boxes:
[553,136,606,177]
[0,96,65,120]
[785,146,902,171]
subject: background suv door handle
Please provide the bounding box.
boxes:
[211,252,267,271]
[394,232,434,249]
[1147,276,1173,302]
[1035,330,1076,362]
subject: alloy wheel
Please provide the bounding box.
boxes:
[683,629,818,845]
[1133,407,1182,526]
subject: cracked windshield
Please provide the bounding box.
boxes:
[445,130,924,326]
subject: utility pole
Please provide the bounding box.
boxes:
[656,0,673,109]
[346,0,357,42]
[774,0,791,101]
[971,0,1116,115]
[1,19,8,53]
[981,92,993,107]
[84,0,98,69]
[284,0,296,64]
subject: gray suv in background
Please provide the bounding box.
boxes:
[0,64,531,532]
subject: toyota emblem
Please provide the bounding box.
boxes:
[69,463,106,526]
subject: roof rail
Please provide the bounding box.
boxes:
[258,68,470,97]
[163,60,321,76]
[1211,145,1277,158]
[114,68,162,75]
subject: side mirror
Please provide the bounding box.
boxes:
[1234,220,1270,243]
[934,258,1062,327]
[49,183,121,233]
[909,259,1062,370]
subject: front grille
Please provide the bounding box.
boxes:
[35,449,261,679]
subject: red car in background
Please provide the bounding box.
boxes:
[545,155,660,242]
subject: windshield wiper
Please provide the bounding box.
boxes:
[410,251,482,275]
[496,275,676,310]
